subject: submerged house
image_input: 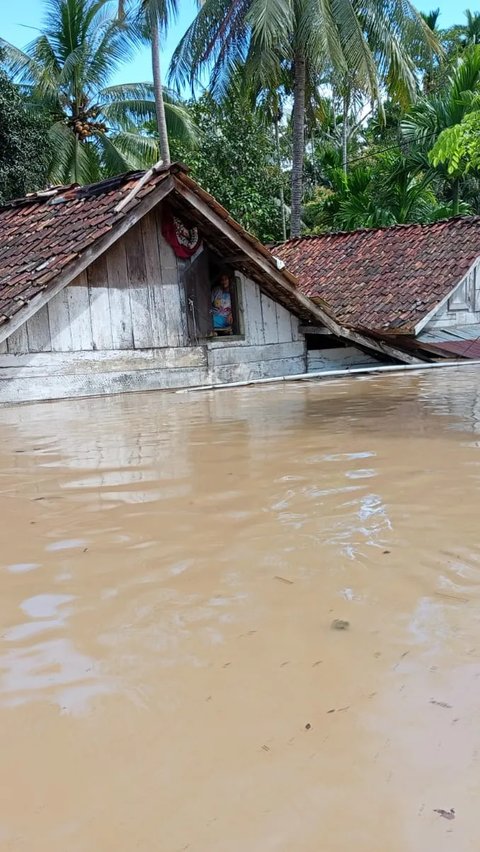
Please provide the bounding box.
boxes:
[2,165,478,406]
[0,163,404,405]
[274,217,480,365]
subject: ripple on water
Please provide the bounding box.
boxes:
[20,594,75,618]
[0,638,115,714]
[46,539,88,552]
[6,563,41,574]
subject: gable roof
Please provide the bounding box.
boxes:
[0,163,320,339]
[0,167,172,328]
[274,217,480,334]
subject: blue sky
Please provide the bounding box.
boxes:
[2,0,199,84]
[1,0,466,86]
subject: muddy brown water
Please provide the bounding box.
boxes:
[1,368,480,851]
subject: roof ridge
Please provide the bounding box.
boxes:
[0,162,189,212]
[274,214,480,247]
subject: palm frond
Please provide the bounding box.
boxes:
[163,100,198,142]
[47,121,78,183]
[168,0,251,95]
[98,129,157,170]
[141,0,180,32]
[0,40,46,85]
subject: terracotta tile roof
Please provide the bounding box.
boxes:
[274,218,480,333]
[0,167,172,327]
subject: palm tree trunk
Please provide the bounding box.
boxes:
[150,12,170,165]
[452,178,460,215]
[342,91,349,175]
[290,48,306,238]
[274,114,287,242]
[74,135,79,184]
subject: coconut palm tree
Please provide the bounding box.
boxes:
[122,0,178,165]
[0,0,193,184]
[169,0,438,237]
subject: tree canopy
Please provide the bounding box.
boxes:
[0,68,51,203]
[169,91,285,243]
[2,0,480,241]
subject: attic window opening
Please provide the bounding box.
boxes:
[183,248,243,342]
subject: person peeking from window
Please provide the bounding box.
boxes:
[211,272,234,334]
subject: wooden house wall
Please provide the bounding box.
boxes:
[2,210,186,355]
[426,260,480,330]
[0,206,306,403]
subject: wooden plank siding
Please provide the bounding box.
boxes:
[6,322,29,354]
[5,210,182,355]
[67,272,94,350]
[243,278,265,344]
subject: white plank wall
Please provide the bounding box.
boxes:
[125,225,154,349]
[141,216,168,348]
[6,211,185,355]
[106,239,134,349]
[244,279,265,344]
[87,254,113,350]
[157,210,184,347]
[276,302,295,342]
[6,322,29,354]
[49,288,72,351]
[67,272,93,350]
[26,304,52,352]
[260,291,279,343]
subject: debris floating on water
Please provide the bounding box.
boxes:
[331,619,350,630]
[434,808,455,820]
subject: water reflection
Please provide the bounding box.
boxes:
[0,638,113,713]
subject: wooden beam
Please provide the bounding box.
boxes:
[0,176,175,347]
[299,325,332,335]
[173,182,424,365]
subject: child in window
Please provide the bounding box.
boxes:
[211,272,234,334]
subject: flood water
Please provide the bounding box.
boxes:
[1,368,480,851]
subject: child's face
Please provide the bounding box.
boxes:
[220,275,230,290]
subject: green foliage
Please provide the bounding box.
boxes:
[400,45,480,212]
[303,41,480,232]
[430,105,480,174]
[168,0,439,236]
[303,151,450,232]
[0,69,51,203]
[3,0,480,235]
[168,94,285,243]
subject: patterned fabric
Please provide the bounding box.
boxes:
[161,211,201,258]
[211,286,233,329]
